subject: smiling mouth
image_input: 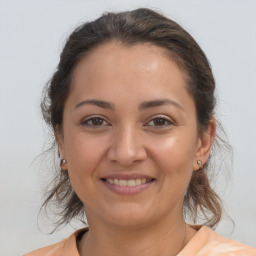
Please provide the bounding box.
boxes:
[101,178,155,187]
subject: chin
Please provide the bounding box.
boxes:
[101,204,155,228]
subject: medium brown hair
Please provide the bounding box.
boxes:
[41,8,231,230]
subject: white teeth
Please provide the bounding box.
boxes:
[127,180,136,186]
[119,180,127,186]
[107,178,113,184]
[135,179,141,185]
[105,178,151,186]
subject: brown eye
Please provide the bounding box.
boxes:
[82,117,109,127]
[146,116,173,127]
[91,118,104,126]
[153,118,168,126]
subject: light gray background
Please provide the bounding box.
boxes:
[0,0,255,255]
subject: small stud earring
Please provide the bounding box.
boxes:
[60,159,67,170]
[197,160,202,166]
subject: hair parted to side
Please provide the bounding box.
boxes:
[41,8,231,231]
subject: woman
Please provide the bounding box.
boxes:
[25,8,256,256]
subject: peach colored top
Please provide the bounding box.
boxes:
[24,226,256,256]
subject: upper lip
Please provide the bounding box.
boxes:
[100,173,155,180]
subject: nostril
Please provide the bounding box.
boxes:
[106,135,147,166]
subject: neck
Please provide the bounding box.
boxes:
[78,215,197,256]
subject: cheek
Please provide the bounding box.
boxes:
[148,132,197,194]
[62,134,109,206]
[140,134,196,211]
[65,133,105,166]
[64,133,108,189]
[150,134,197,172]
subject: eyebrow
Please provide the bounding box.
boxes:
[74,98,184,111]
[139,99,184,111]
[75,99,115,110]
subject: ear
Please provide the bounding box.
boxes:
[193,117,216,171]
[54,125,66,160]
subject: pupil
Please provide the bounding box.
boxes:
[92,118,103,125]
[154,118,165,125]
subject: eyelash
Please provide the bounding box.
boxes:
[145,115,173,127]
[80,115,174,128]
[81,116,110,127]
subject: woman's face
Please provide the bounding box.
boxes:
[58,42,210,228]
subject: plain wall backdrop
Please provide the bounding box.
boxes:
[0,0,255,255]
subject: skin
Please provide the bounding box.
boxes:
[57,42,215,256]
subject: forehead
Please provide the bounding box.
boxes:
[72,42,186,88]
[68,41,194,112]
[74,41,172,74]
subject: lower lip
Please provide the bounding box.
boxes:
[101,180,155,195]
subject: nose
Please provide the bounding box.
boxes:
[107,125,147,166]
